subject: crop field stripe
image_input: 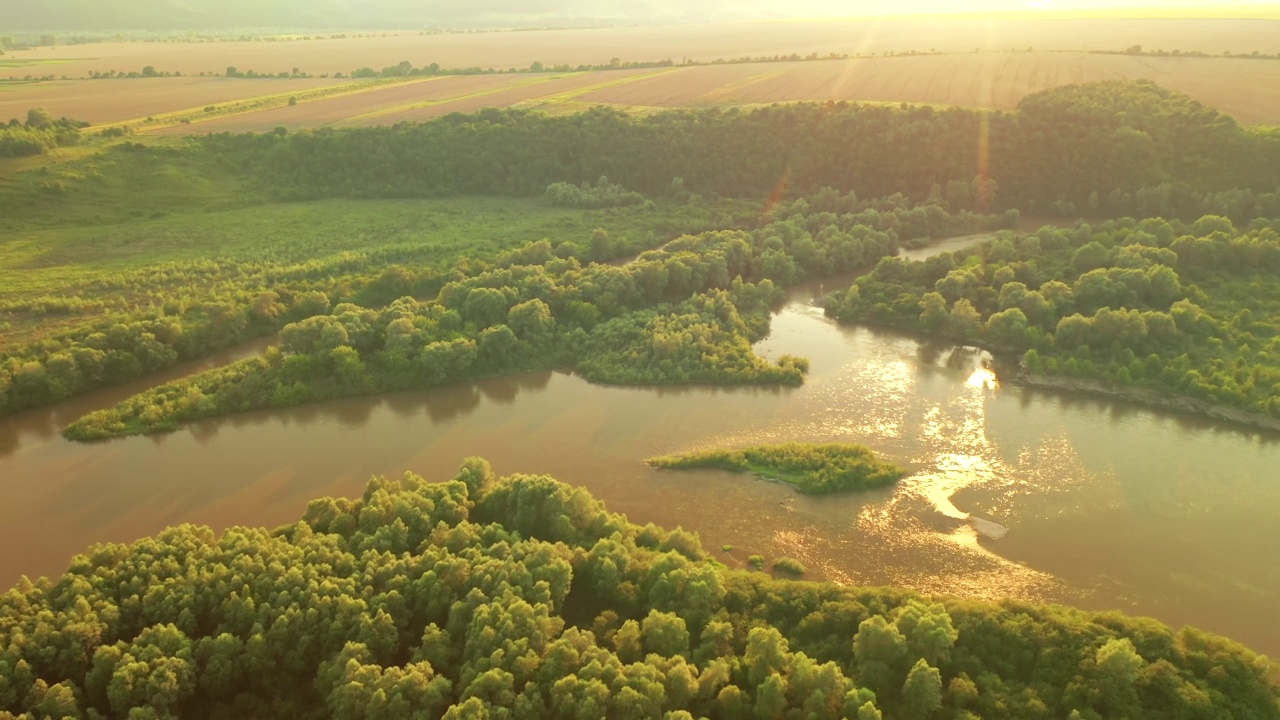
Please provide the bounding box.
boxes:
[338,74,572,123]
[693,69,790,104]
[0,58,75,68]
[101,77,436,133]
[523,67,687,110]
[523,99,674,117]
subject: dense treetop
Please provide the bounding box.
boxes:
[649,443,906,495]
[0,459,1276,719]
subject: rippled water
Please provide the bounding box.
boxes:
[2,248,1278,656]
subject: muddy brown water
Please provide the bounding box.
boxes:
[2,238,1278,657]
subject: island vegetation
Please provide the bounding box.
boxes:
[0,459,1276,719]
[649,443,907,495]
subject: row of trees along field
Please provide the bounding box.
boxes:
[62,201,1018,439]
[0,460,1276,719]
[825,214,1280,418]
[205,81,1280,219]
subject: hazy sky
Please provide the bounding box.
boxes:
[735,0,1280,16]
[1,0,1274,33]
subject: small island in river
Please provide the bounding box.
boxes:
[649,442,906,494]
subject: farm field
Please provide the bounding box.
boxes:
[150,68,658,134]
[2,18,1278,81]
[0,77,345,124]
[575,52,1280,125]
[143,51,1280,134]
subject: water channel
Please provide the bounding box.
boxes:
[2,238,1277,656]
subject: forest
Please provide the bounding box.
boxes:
[0,460,1276,719]
[648,443,906,495]
[202,81,1280,218]
[824,215,1280,419]
[3,81,1279,427]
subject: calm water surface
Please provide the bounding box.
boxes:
[2,240,1277,656]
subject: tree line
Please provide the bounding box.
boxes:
[203,81,1280,218]
[0,459,1275,718]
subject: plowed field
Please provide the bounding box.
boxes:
[0,77,345,124]
[2,18,1277,81]
[577,53,1280,125]
[152,69,663,134]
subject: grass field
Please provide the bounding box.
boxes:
[0,140,741,349]
[2,18,1278,82]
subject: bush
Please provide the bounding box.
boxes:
[773,556,803,571]
[773,557,807,575]
[541,176,646,209]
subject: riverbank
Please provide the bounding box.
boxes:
[1015,371,1280,434]
[834,315,1280,436]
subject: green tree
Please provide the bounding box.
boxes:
[641,610,690,659]
[949,299,982,337]
[853,616,906,694]
[507,299,555,343]
[985,307,1030,348]
[462,287,509,328]
[1072,241,1111,273]
[919,292,948,331]
[26,107,53,130]
[901,659,943,718]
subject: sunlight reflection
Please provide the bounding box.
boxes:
[966,366,1000,391]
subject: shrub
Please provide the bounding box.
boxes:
[773,557,807,575]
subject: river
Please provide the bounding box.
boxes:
[1,239,1278,657]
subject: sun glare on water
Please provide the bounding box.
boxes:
[966,367,1000,391]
